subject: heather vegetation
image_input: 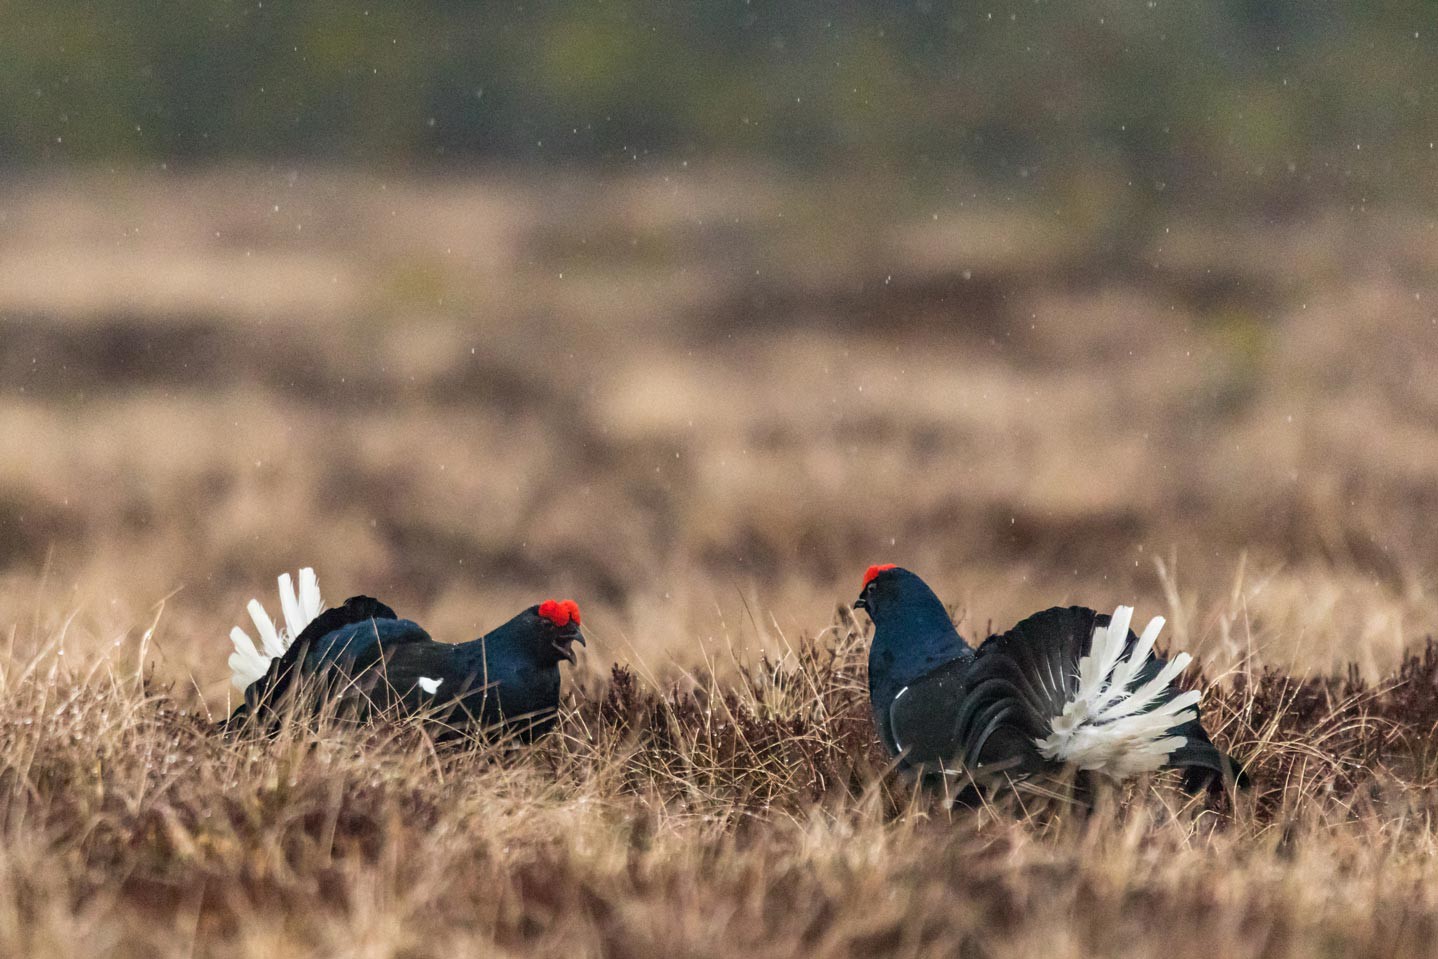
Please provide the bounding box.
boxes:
[5,4,1438,955]
[0,169,1436,956]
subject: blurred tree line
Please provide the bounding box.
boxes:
[2,0,1436,211]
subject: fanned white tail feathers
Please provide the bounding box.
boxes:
[1035,605,1202,779]
[227,568,324,690]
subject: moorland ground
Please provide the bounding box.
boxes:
[1,169,1437,957]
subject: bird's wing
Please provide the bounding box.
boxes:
[367,642,489,707]
[890,605,1205,789]
[237,596,411,717]
[290,595,399,655]
[357,639,558,739]
[888,635,1070,790]
[972,605,1101,722]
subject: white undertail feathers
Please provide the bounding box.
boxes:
[1035,605,1202,779]
[227,568,324,690]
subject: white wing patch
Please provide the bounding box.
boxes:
[1034,605,1202,779]
[417,676,443,695]
[227,568,324,690]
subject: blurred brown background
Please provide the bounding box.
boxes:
[2,3,1437,701]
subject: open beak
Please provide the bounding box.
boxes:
[853,596,867,611]
[554,627,585,664]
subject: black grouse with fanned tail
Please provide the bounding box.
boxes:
[224,568,583,740]
[854,565,1242,799]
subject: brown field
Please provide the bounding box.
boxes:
[2,168,1438,957]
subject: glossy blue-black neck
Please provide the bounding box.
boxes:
[456,606,560,671]
[865,568,972,711]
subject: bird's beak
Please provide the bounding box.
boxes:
[554,626,585,664]
[853,596,867,611]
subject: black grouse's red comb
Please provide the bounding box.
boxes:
[538,599,581,627]
[863,564,898,588]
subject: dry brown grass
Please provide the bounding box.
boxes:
[2,168,1438,956]
[4,609,1438,958]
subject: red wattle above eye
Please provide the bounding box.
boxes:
[862,564,897,588]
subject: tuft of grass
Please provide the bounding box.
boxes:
[4,170,1438,956]
[0,601,1437,956]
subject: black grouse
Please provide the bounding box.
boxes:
[854,564,1239,798]
[225,568,584,739]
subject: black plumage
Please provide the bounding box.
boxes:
[856,566,1242,799]
[227,589,584,741]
